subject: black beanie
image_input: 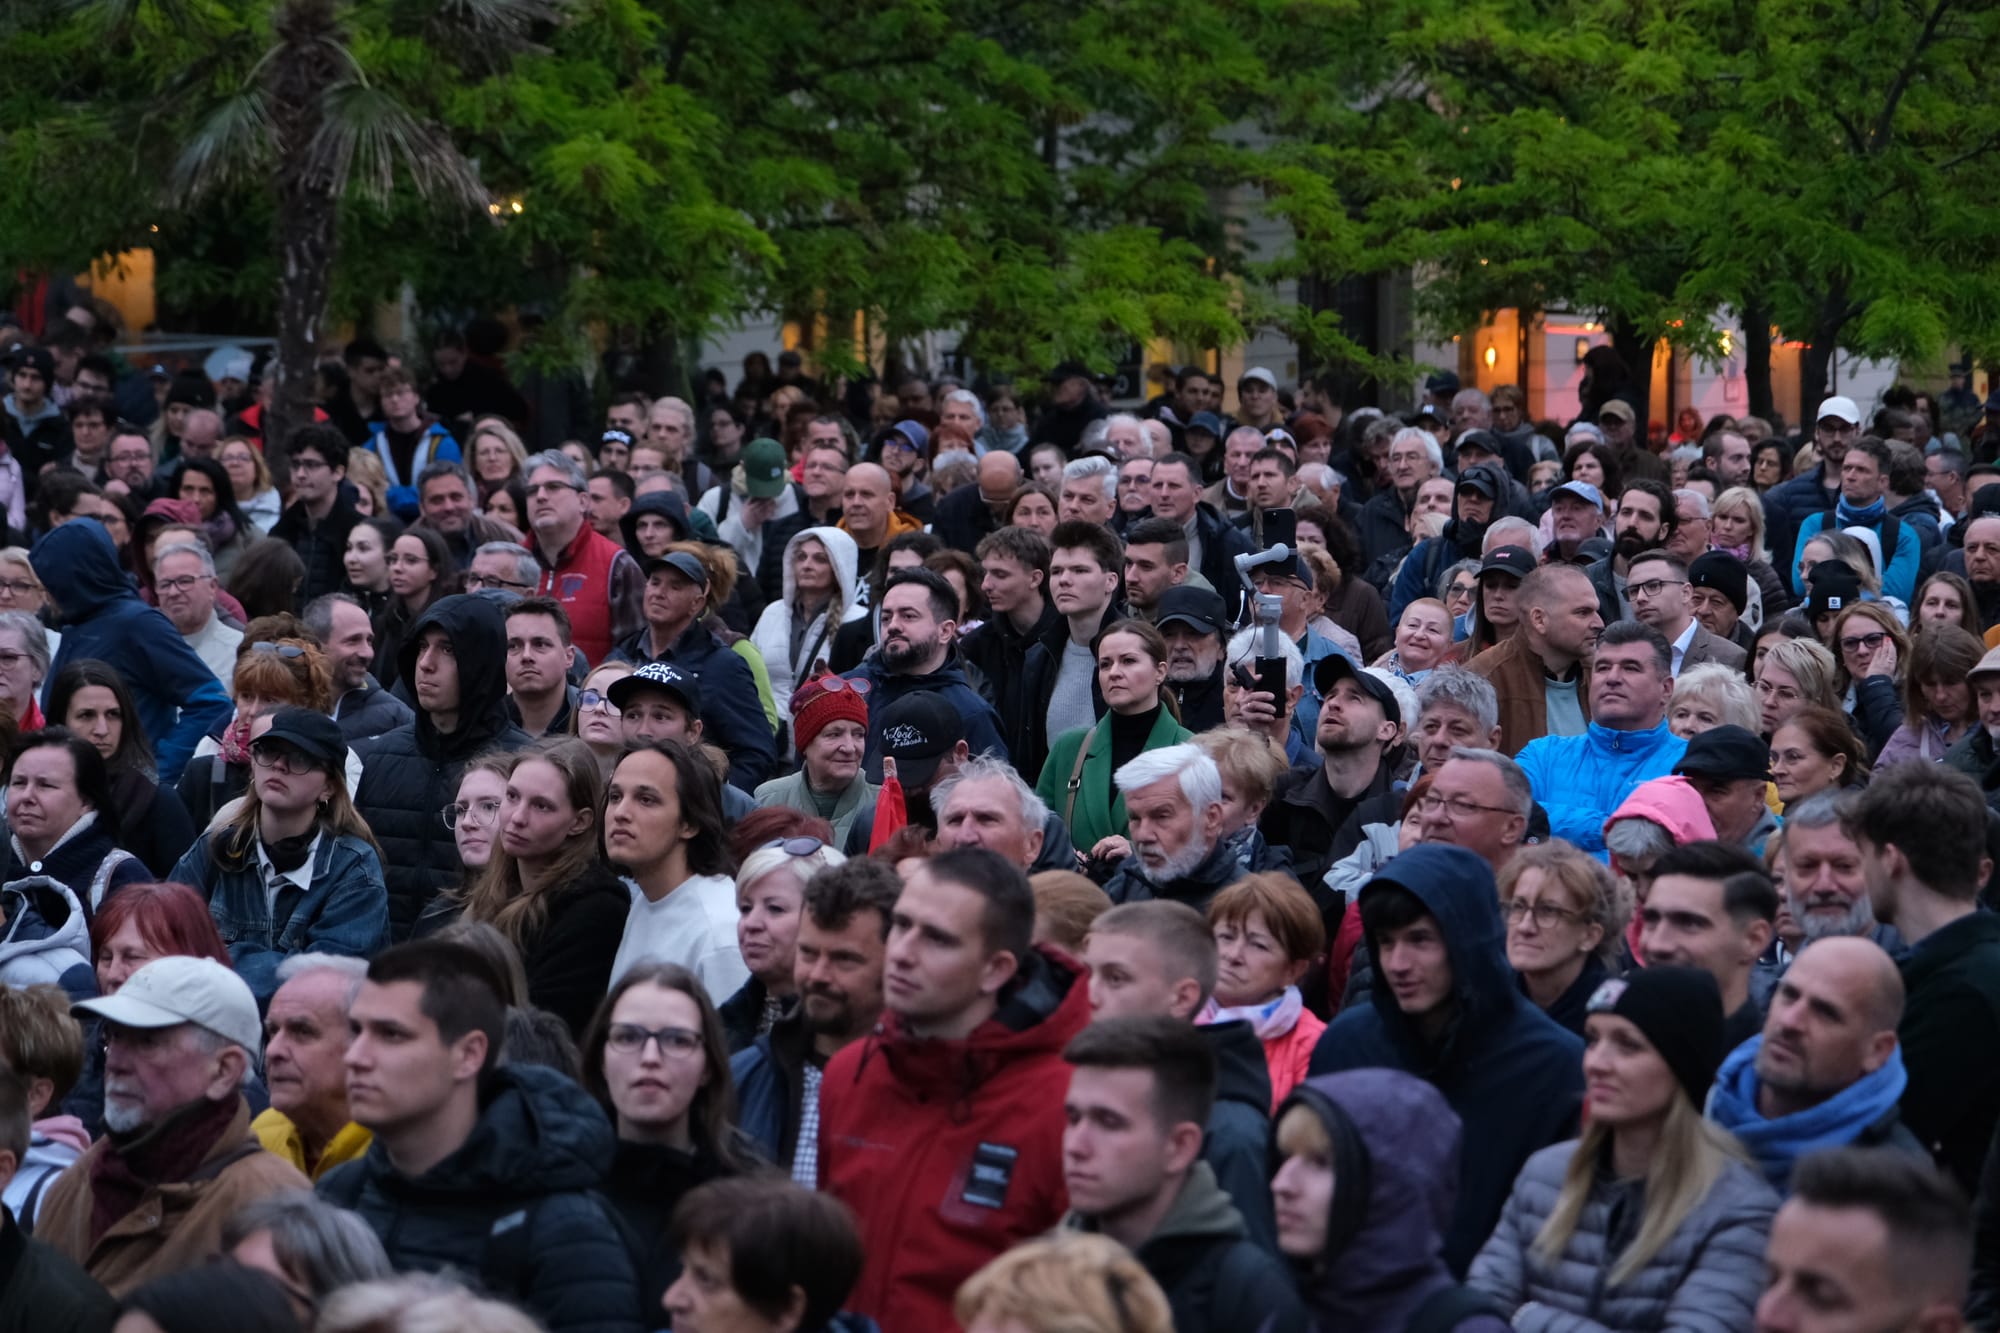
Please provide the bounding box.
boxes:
[1586,966,1725,1107]
[1688,551,1749,615]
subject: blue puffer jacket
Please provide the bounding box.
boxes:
[1515,719,1687,855]
[32,521,232,785]
[170,828,389,1005]
[1309,845,1585,1275]
[364,420,460,520]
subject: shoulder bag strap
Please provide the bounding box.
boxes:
[1063,721,1100,830]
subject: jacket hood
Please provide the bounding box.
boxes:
[397,593,514,755]
[1280,1069,1461,1325]
[389,1064,614,1197]
[1357,844,1519,1059]
[872,945,1089,1096]
[620,491,693,553]
[0,875,89,965]
[143,497,202,528]
[32,520,133,620]
[782,525,862,620]
[1605,774,1715,844]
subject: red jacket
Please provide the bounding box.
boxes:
[819,947,1090,1332]
[528,524,643,668]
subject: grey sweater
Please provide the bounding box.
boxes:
[1468,1139,1778,1332]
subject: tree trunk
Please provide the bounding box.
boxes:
[1797,288,1850,428]
[262,0,343,487]
[1742,299,1774,424]
[1610,316,1651,428]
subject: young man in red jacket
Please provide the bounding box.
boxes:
[818,847,1091,1331]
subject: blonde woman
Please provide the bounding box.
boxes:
[957,1234,1172,1333]
[1709,486,1793,620]
[1667,663,1759,739]
[220,436,281,532]
[342,447,390,518]
[1754,637,1840,738]
[1470,965,1777,1330]
[468,416,529,502]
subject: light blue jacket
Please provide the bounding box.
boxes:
[1790,507,1921,603]
[1516,719,1687,854]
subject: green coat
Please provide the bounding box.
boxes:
[1036,708,1194,853]
[752,769,878,847]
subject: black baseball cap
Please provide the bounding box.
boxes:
[253,707,345,773]
[1154,586,1228,639]
[643,551,709,588]
[1455,429,1504,459]
[1479,546,1537,581]
[609,662,702,715]
[1456,464,1501,500]
[1674,725,1771,783]
[1311,653,1401,724]
[877,691,965,788]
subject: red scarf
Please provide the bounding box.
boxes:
[88,1094,241,1244]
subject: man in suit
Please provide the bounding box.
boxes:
[1625,550,1746,677]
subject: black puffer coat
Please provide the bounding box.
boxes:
[317,1065,645,1333]
[353,594,531,941]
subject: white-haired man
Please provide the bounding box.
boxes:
[522,448,644,666]
[154,541,243,685]
[39,958,309,1294]
[252,953,374,1181]
[1102,744,1238,910]
[1058,456,1118,526]
[1358,427,1443,566]
[934,754,1075,873]
[1103,412,1148,460]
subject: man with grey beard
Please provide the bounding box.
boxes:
[1754,793,1907,1012]
[37,958,308,1293]
[1102,744,1239,910]
[1156,586,1227,732]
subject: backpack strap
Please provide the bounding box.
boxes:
[1062,721,1101,831]
[1406,1283,1512,1333]
[89,849,134,912]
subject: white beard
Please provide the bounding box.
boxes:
[1140,837,1212,883]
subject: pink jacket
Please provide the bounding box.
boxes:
[1264,1009,1327,1113]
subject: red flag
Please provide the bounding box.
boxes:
[869,756,907,852]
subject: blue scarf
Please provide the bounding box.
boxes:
[1835,495,1887,527]
[1708,1035,1907,1192]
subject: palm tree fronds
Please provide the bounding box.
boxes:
[171,87,277,198]
[307,81,488,209]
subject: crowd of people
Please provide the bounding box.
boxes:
[0,321,1997,1332]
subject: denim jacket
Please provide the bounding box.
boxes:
[170,829,389,1003]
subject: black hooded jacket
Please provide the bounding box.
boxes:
[318,1065,645,1333]
[354,594,532,941]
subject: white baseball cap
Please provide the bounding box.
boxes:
[75,956,263,1056]
[1816,396,1861,426]
[1239,367,1277,389]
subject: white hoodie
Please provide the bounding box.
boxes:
[748,526,866,724]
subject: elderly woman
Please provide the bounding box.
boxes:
[1770,707,1870,807]
[1497,842,1625,1036]
[1203,873,1327,1110]
[716,833,846,1052]
[1668,662,1760,739]
[1876,624,1982,768]
[1710,485,1793,620]
[752,675,877,846]
[1372,597,1452,683]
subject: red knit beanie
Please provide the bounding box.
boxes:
[790,674,871,751]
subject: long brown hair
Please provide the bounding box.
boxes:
[459,737,605,948]
[580,961,754,1171]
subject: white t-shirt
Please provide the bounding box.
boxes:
[610,872,749,1003]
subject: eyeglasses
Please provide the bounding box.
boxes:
[1839,630,1888,655]
[250,744,319,775]
[578,689,620,713]
[1416,793,1518,820]
[764,836,826,856]
[1505,899,1583,928]
[804,675,871,697]
[605,1023,703,1058]
[251,643,307,659]
[465,572,534,592]
[1627,578,1687,599]
[526,479,581,496]
[441,797,503,830]
[1445,581,1476,599]
[1754,677,1801,704]
[291,457,331,474]
[0,652,24,672]
[155,574,214,593]
[0,579,41,597]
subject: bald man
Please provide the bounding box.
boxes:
[838,462,916,566]
[934,450,1024,553]
[1709,937,1924,1191]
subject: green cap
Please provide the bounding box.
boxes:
[741,437,789,499]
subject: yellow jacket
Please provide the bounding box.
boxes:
[252,1108,373,1182]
